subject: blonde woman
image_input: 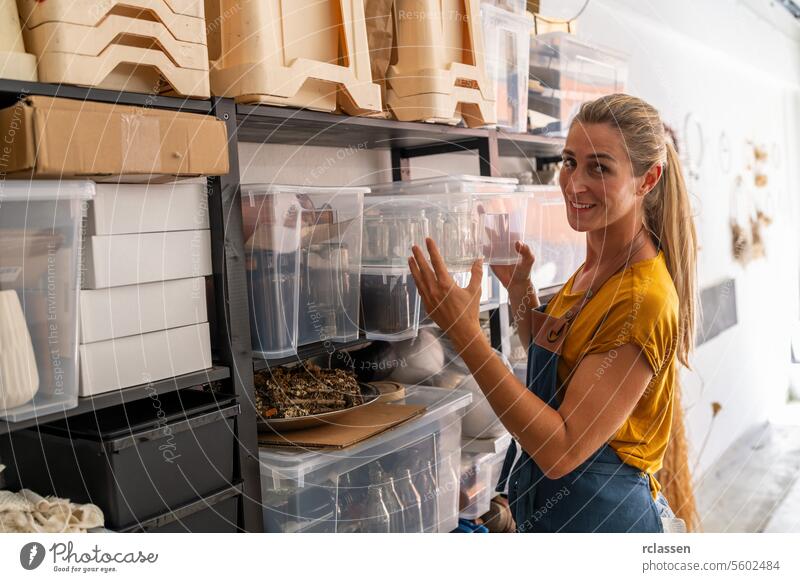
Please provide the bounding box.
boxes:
[408,94,697,533]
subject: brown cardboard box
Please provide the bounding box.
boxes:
[0,96,228,179]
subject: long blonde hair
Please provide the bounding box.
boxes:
[574,94,697,368]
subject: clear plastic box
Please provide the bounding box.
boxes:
[459,449,507,520]
[481,0,527,14]
[258,386,471,533]
[242,185,366,356]
[0,180,94,422]
[524,186,585,288]
[481,4,534,133]
[475,185,532,265]
[529,32,629,136]
[360,267,421,341]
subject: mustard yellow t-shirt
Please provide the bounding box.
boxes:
[544,250,679,498]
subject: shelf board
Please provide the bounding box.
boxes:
[0,365,230,435]
[254,338,373,370]
[0,78,213,114]
[236,103,487,150]
[236,103,565,157]
[496,130,565,158]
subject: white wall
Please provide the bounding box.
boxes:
[540,0,800,476]
[238,0,800,478]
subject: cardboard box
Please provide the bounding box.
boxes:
[90,183,209,235]
[83,230,212,289]
[80,277,208,343]
[0,96,228,179]
[79,323,212,396]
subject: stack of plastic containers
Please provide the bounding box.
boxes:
[241,184,366,358]
[524,185,586,288]
[480,2,534,133]
[459,449,507,520]
[17,0,211,97]
[529,32,629,136]
[258,386,470,533]
[0,0,37,81]
[0,181,93,422]
[206,0,381,114]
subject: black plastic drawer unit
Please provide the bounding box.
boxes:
[1,390,240,530]
[119,484,243,533]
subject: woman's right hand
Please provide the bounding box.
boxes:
[490,241,536,291]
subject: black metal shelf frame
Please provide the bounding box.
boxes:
[0,79,566,532]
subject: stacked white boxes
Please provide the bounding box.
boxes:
[79,183,213,396]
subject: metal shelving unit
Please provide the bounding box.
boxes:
[0,79,565,532]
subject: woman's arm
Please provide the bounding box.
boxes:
[409,239,653,477]
[507,280,539,348]
[490,241,539,347]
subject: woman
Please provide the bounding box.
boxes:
[408,94,697,533]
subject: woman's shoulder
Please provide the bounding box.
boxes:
[626,251,679,318]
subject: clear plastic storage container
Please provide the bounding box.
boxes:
[0,180,94,422]
[524,186,585,288]
[360,267,421,341]
[481,4,534,133]
[529,32,628,136]
[242,185,366,356]
[258,386,471,533]
[475,183,531,265]
[459,449,507,520]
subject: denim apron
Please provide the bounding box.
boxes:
[497,232,665,533]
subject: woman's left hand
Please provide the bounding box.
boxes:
[408,238,485,351]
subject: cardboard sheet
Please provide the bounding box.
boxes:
[258,403,425,449]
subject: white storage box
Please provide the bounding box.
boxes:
[525,186,585,288]
[82,230,212,289]
[80,277,207,343]
[258,386,471,533]
[89,183,209,235]
[79,323,212,396]
[241,184,365,356]
[0,180,94,422]
[461,431,512,454]
[529,32,628,136]
[460,449,507,519]
[481,4,533,133]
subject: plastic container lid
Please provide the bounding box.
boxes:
[242,184,370,196]
[258,386,471,485]
[0,180,95,201]
[368,175,518,196]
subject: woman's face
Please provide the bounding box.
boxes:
[559,121,644,233]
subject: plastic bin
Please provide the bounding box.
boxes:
[119,485,242,533]
[0,180,93,422]
[367,176,515,271]
[242,184,365,353]
[481,4,533,133]
[18,0,210,97]
[481,0,527,14]
[386,0,495,126]
[1,390,239,530]
[206,0,380,114]
[475,185,532,265]
[0,0,37,81]
[525,186,585,288]
[459,449,506,519]
[258,385,471,533]
[529,32,628,136]
[360,268,421,341]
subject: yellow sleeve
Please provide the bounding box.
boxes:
[583,273,678,375]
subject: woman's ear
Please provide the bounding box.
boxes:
[639,163,664,196]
